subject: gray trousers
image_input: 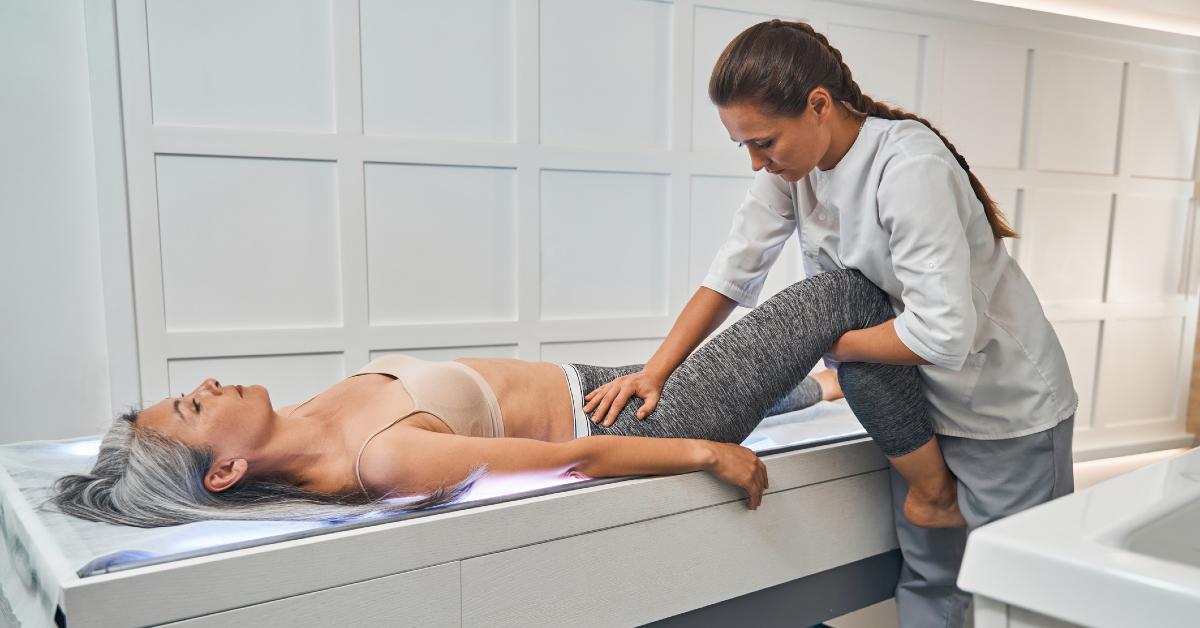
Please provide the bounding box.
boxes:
[890,415,1076,628]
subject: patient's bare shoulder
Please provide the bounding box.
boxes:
[357,428,577,499]
[355,425,478,498]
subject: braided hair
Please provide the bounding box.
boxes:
[709,19,1017,240]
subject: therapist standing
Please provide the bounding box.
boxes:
[583,20,1077,628]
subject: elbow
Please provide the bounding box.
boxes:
[561,438,598,475]
[896,314,975,371]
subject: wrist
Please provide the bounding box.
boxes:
[642,359,675,380]
[693,440,719,470]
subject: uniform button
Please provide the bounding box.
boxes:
[925,260,937,269]
[817,212,828,222]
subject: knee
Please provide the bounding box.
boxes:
[834,270,896,328]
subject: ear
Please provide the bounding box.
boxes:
[808,87,833,120]
[204,458,249,493]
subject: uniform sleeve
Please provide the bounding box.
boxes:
[878,155,977,371]
[700,170,797,308]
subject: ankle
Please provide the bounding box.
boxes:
[909,478,956,504]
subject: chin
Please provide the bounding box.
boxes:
[249,384,272,406]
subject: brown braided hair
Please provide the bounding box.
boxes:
[709,19,1017,240]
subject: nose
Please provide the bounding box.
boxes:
[198,378,222,395]
[746,145,770,172]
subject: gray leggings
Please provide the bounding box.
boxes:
[570,269,933,458]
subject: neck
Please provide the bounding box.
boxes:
[249,407,343,491]
[817,106,865,171]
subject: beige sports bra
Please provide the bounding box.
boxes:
[293,355,505,499]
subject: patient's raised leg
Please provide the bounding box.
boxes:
[572,269,964,528]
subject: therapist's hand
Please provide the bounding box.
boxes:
[582,368,668,427]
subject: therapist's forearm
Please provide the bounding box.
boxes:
[832,320,931,366]
[644,287,738,377]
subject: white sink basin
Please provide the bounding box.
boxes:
[959,447,1200,628]
[1114,483,1200,570]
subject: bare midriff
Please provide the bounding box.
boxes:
[453,358,578,442]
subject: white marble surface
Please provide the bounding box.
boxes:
[959,446,1200,627]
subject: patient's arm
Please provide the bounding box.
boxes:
[358,428,768,509]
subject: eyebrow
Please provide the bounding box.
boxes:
[731,136,770,145]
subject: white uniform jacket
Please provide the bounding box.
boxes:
[702,117,1077,439]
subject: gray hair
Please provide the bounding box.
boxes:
[49,409,483,528]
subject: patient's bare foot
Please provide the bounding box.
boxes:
[812,369,844,402]
[904,483,967,529]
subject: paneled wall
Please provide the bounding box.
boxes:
[0,1,113,443]
[109,0,1200,456]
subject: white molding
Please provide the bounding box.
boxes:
[331,0,369,372]
[83,0,141,420]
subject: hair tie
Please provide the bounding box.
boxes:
[955,154,971,172]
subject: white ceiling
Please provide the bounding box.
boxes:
[973,0,1200,37]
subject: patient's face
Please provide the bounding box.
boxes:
[136,379,275,456]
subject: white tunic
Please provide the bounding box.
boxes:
[701,117,1077,439]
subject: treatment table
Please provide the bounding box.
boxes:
[0,400,900,627]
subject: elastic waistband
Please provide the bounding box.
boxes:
[559,363,591,439]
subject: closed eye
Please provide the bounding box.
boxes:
[192,398,201,413]
[736,139,774,150]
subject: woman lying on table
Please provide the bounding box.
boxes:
[53,270,952,529]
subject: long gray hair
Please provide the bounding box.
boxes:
[49,409,483,528]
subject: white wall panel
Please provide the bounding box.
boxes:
[0,1,114,443]
[1023,189,1112,303]
[1094,317,1183,426]
[541,170,670,319]
[166,353,346,406]
[691,6,777,151]
[371,346,519,362]
[940,41,1027,170]
[1126,65,1200,180]
[690,174,754,287]
[1051,320,1100,430]
[825,24,923,112]
[541,338,664,366]
[1106,194,1188,303]
[145,0,334,131]
[365,163,517,324]
[1034,51,1125,175]
[156,156,342,331]
[360,0,515,142]
[540,0,671,148]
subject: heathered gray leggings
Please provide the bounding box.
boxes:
[570,268,933,458]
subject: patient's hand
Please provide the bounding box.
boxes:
[704,442,768,510]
